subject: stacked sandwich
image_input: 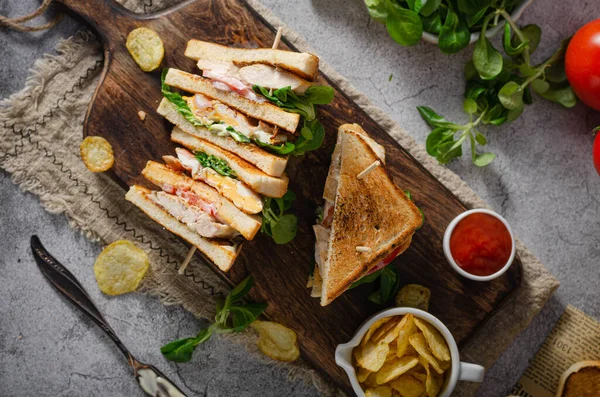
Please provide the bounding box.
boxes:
[126,40,333,272]
[308,124,422,306]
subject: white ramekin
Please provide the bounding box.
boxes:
[443,208,516,282]
[335,308,485,397]
[421,0,535,45]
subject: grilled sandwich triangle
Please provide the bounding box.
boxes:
[313,124,422,306]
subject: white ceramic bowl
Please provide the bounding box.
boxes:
[443,209,516,281]
[421,0,535,45]
[335,308,484,397]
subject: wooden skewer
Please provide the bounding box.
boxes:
[357,160,381,180]
[272,26,283,49]
[179,246,196,275]
[269,27,283,96]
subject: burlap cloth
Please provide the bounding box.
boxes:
[0,0,559,395]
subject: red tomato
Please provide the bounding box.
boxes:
[565,19,600,111]
[594,130,600,175]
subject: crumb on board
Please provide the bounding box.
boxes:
[138,110,147,121]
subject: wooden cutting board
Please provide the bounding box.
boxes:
[57,0,522,392]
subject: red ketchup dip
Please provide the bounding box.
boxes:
[449,212,512,276]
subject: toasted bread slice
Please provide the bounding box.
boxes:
[157,98,288,177]
[185,40,319,81]
[141,161,261,240]
[323,123,385,203]
[125,185,240,272]
[319,124,422,306]
[171,127,289,198]
[164,68,300,133]
[556,361,600,397]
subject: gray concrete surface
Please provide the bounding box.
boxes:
[1,0,599,396]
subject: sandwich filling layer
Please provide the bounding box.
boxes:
[149,187,237,239]
[198,59,312,101]
[186,94,289,146]
[163,148,263,214]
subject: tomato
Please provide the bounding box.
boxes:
[565,19,600,111]
[594,129,600,175]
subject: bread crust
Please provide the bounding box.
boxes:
[185,40,319,81]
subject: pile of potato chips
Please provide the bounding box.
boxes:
[352,314,451,397]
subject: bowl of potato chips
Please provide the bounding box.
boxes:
[335,308,484,397]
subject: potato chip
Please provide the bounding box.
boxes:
[422,357,444,397]
[372,317,400,343]
[355,342,389,372]
[357,367,372,383]
[396,314,417,358]
[385,342,398,362]
[413,318,451,362]
[365,385,393,397]
[409,333,444,374]
[403,344,418,357]
[412,372,427,383]
[363,372,379,388]
[395,284,431,311]
[375,356,419,385]
[80,136,114,173]
[363,318,392,346]
[390,374,425,397]
[379,319,409,346]
[93,240,148,295]
[126,27,164,72]
[251,321,299,362]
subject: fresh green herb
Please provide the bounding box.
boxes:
[418,11,576,166]
[349,265,401,305]
[252,85,334,156]
[368,265,401,304]
[315,206,324,224]
[363,0,520,54]
[261,190,298,244]
[161,276,266,362]
[194,151,237,179]
[389,74,394,82]
[225,126,251,143]
[253,139,296,155]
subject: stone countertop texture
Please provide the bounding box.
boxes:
[1,0,599,396]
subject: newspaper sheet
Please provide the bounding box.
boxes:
[511,304,600,397]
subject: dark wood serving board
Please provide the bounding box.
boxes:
[56,0,522,392]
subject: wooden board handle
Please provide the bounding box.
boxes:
[55,0,137,41]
